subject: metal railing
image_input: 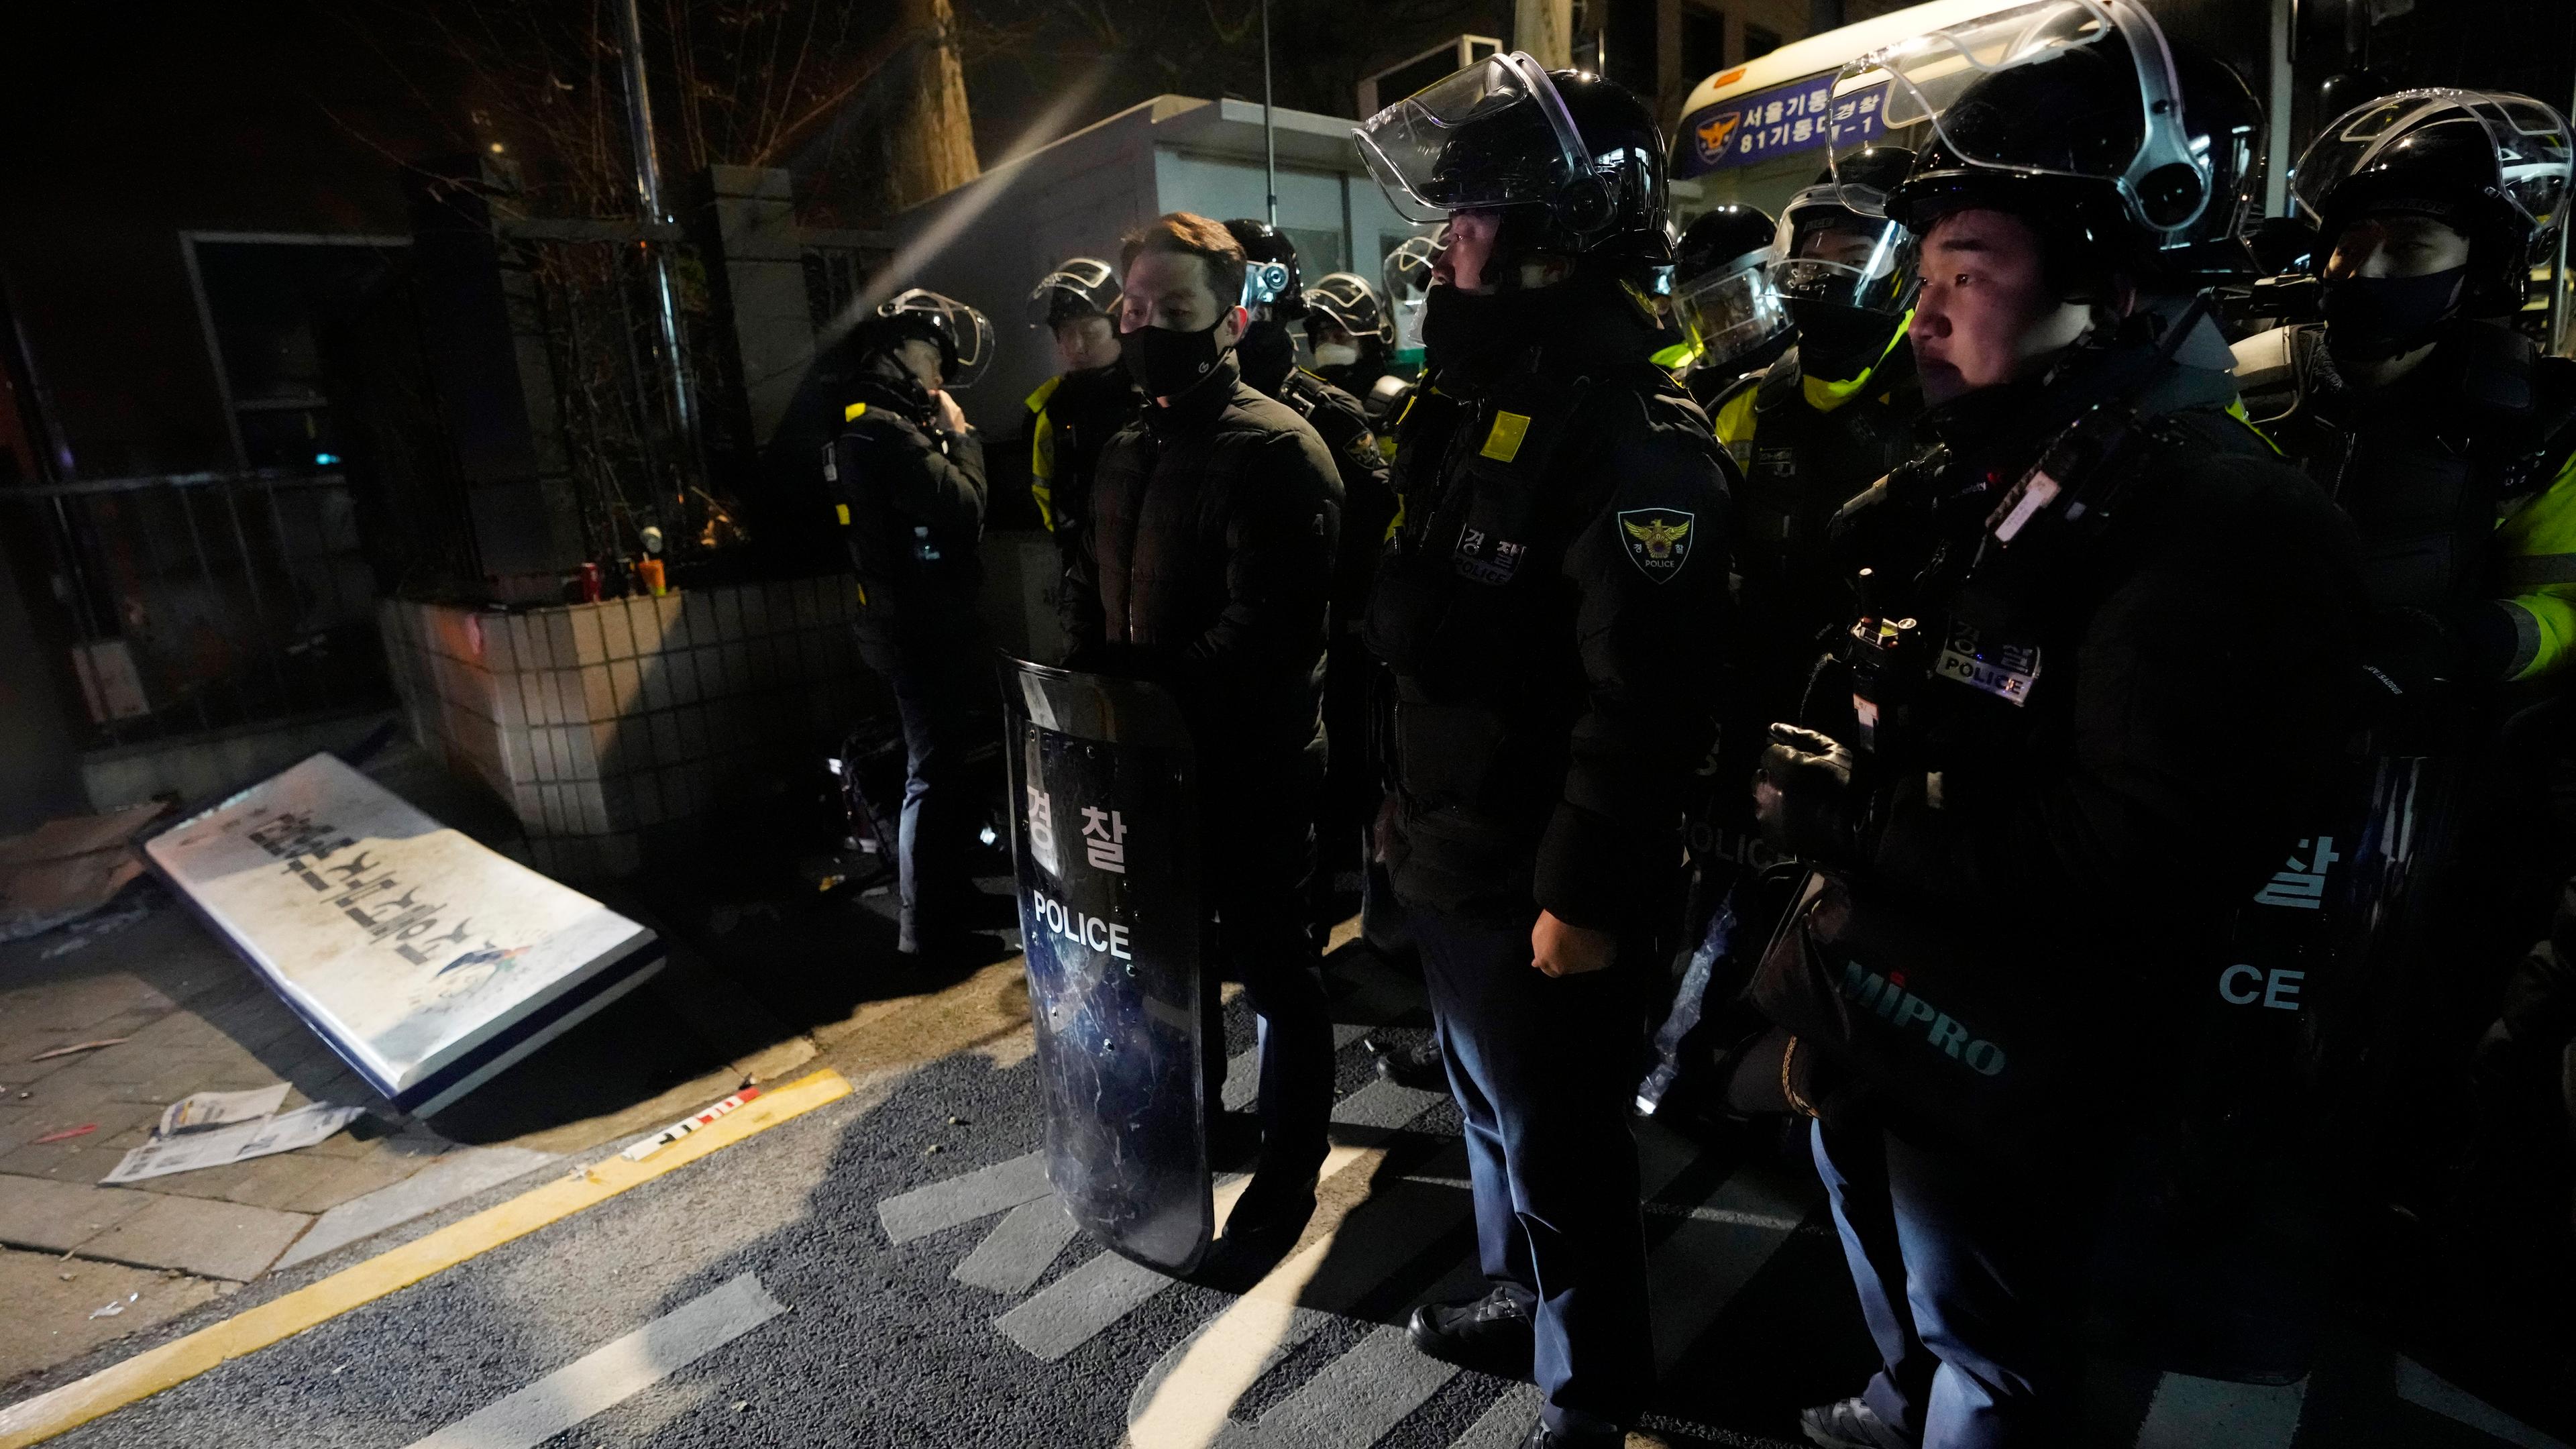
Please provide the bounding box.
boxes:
[5,467,389,750]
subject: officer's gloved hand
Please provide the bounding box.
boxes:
[2357,608,2483,752]
[1754,723,1864,869]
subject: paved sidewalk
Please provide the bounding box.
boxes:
[0,874,828,1397]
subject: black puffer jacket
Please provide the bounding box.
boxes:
[1820,342,2365,951]
[1240,326,1395,631]
[826,360,986,645]
[1366,301,1740,929]
[1062,350,1343,761]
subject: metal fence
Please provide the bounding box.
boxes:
[5,468,388,749]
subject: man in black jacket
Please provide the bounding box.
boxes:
[827,289,996,959]
[1354,58,1737,1449]
[1063,211,1344,1263]
[1745,13,2363,1446]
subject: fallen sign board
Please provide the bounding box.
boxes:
[143,752,665,1116]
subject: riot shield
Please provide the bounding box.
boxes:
[1000,655,1210,1275]
[2098,752,2479,1383]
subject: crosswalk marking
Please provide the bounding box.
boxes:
[953,1196,1079,1295]
[877,1149,1051,1244]
[1328,1079,1447,1130]
[2133,1373,2305,1449]
[1126,1141,1414,1445]
[1644,1157,1815,1375]
[995,1244,1177,1361]
[2396,1356,2573,1449]
[400,1273,782,1449]
[875,974,2375,1449]
[1450,1384,1545,1449]
[1246,1322,1458,1447]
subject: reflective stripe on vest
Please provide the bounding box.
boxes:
[2496,447,2576,678]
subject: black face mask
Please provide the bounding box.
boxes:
[1786,297,1896,383]
[1123,317,1231,400]
[2320,266,2467,362]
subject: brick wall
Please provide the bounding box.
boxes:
[379,577,878,880]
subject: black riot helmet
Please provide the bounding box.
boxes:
[1026,258,1120,329]
[1222,219,1309,319]
[857,288,995,389]
[1777,148,1916,316]
[1304,272,1396,347]
[1676,205,1776,283]
[1673,205,1790,372]
[2292,89,2573,315]
[1832,0,2261,286]
[1355,52,1672,278]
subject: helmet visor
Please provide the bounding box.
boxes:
[1305,273,1393,344]
[2290,89,2573,234]
[1772,184,1914,313]
[1382,234,1438,302]
[882,289,996,390]
[1674,260,1788,364]
[1354,51,1593,223]
[1826,0,2208,235]
[1026,259,1120,328]
[947,307,996,388]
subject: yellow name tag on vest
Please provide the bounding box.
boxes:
[1481,411,1532,462]
[835,504,851,525]
[843,401,868,422]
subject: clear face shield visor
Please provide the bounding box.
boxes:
[881,289,995,390]
[1770,184,1913,313]
[1026,259,1120,329]
[1823,0,2208,237]
[1382,235,1439,305]
[2290,88,2573,235]
[1354,50,1594,224]
[1674,256,1788,362]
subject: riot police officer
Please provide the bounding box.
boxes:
[1739,8,2363,1445]
[2230,89,2576,1274]
[1637,156,1927,1126]
[1303,270,1398,400]
[1223,220,1395,945]
[1659,203,1793,407]
[826,288,998,958]
[1354,55,1739,1448]
[1023,258,1144,568]
[2236,90,2576,705]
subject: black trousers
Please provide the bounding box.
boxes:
[1195,747,1334,1180]
[1409,904,1652,1438]
[857,631,989,943]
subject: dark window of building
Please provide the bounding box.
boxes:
[192,240,398,473]
[1682,5,1727,87]
[1746,23,1782,60]
[1603,0,1658,99]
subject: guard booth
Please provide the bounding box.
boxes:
[873,96,1430,441]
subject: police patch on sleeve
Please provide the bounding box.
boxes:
[1618,508,1695,582]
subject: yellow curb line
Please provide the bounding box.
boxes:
[0,1068,853,1448]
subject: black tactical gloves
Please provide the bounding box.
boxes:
[1754,722,1867,868]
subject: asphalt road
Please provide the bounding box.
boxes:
[13,957,2567,1449]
